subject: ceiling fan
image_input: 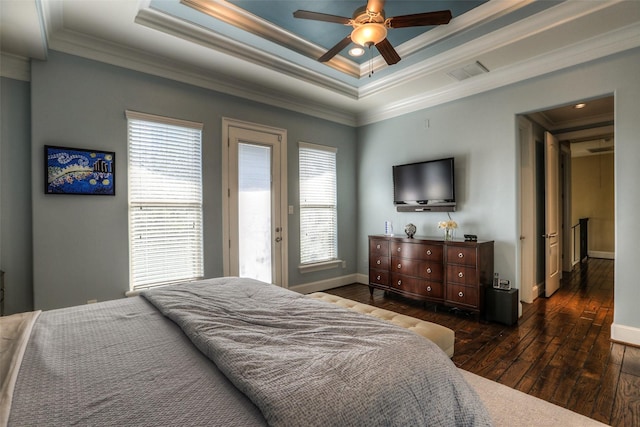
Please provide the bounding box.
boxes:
[293,0,452,66]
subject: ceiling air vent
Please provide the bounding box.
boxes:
[447,61,489,81]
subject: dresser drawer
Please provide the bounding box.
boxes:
[420,281,444,299]
[389,275,444,300]
[391,242,442,260]
[370,239,389,256]
[390,273,420,292]
[370,255,389,270]
[417,261,443,281]
[446,246,477,267]
[447,284,479,308]
[369,269,389,286]
[391,257,420,276]
[446,264,478,285]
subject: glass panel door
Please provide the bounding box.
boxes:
[238,143,272,283]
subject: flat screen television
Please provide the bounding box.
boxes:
[393,157,455,209]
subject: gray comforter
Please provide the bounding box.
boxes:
[8,294,267,426]
[142,277,493,427]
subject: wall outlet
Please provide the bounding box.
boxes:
[342,261,347,268]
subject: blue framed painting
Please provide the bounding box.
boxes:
[45,145,115,195]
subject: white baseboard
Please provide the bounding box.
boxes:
[611,323,640,347]
[289,273,366,295]
[588,251,615,259]
[355,273,368,285]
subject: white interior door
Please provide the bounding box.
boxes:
[545,132,561,297]
[222,119,287,287]
[519,117,536,304]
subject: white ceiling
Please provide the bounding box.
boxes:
[1,0,639,126]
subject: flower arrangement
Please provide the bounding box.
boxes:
[438,213,458,240]
[438,219,458,230]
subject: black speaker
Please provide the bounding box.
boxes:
[485,287,518,325]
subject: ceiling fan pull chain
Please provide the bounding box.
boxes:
[368,46,374,78]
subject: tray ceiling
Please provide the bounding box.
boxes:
[1,0,639,125]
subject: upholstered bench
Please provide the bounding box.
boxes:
[307,292,455,357]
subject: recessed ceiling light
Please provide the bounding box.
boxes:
[574,103,587,109]
[349,47,365,57]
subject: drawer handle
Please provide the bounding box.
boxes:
[426,249,432,255]
[376,244,381,249]
[397,263,402,269]
[458,272,464,278]
[397,280,402,286]
[376,259,381,265]
[458,252,464,258]
[426,286,432,292]
[397,247,402,252]
[458,291,464,297]
[376,275,381,281]
[426,267,432,274]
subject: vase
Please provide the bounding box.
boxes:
[405,223,416,238]
[444,228,454,241]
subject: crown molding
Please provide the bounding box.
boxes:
[357,21,640,126]
[180,0,360,78]
[362,0,536,77]
[359,0,625,99]
[180,0,538,80]
[28,0,640,128]
[0,53,31,81]
[135,7,358,100]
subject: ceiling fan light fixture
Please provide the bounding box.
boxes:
[351,23,387,47]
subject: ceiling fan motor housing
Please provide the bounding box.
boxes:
[351,6,388,47]
[352,5,385,24]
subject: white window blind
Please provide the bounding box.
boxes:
[299,142,337,265]
[126,111,203,290]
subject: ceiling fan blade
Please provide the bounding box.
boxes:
[293,10,351,25]
[375,38,401,65]
[318,36,353,62]
[388,10,452,28]
[366,0,385,14]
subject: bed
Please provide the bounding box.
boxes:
[2,277,608,426]
[3,277,491,426]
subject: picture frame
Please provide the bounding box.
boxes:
[45,145,115,195]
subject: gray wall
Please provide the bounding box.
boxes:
[0,77,33,314]
[357,48,640,339]
[29,51,357,310]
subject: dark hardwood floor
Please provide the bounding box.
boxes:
[326,258,640,427]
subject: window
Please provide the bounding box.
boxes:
[126,111,203,290]
[299,142,338,267]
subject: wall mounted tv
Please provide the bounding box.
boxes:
[393,157,456,212]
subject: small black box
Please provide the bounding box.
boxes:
[485,287,518,325]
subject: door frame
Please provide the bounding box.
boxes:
[221,117,288,287]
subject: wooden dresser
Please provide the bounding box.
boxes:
[369,235,494,314]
